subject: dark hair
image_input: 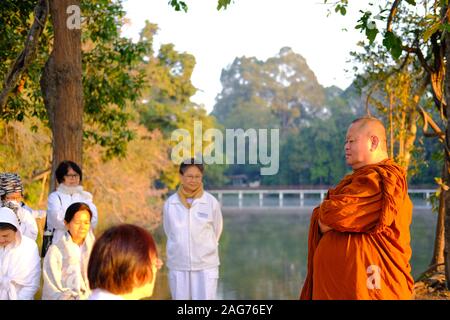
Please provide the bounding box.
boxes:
[179,158,204,175]
[55,160,83,184]
[0,222,17,232]
[88,224,158,295]
[64,202,92,223]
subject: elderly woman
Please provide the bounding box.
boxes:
[0,173,39,240]
[88,224,160,300]
[46,160,98,247]
[163,158,223,300]
[0,207,41,300]
[42,202,95,300]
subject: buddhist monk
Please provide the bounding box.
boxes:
[300,116,414,300]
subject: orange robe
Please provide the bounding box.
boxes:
[300,159,414,300]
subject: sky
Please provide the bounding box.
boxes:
[121,0,373,113]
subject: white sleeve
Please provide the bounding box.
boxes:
[47,192,66,231]
[18,208,39,241]
[212,199,223,242]
[23,204,46,219]
[16,241,41,300]
[42,245,77,300]
[162,200,170,237]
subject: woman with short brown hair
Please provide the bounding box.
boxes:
[88,224,160,300]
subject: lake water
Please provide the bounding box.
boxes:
[150,206,438,300]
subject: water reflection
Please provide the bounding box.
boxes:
[150,207,437,300]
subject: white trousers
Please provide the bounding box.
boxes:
[168,267,219,300]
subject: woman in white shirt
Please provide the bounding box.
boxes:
[46,161,98,246]
[163,158,223,300]
[42,202,95,300]
[0,207,40,300]
[88,224,160,300]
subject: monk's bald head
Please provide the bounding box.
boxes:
[351,117,387,152]
[345,117,389,170]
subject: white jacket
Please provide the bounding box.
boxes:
[47,184,98,244]
[88,288,123,300]
[1,202,38,241]
[0,228,41,300]
[42,231,95,300]
[17,205,39,241]
[22,203,46,220]
[163,191,223,271]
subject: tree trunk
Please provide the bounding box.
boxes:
[402,110,416,171]
[40,0,83,192]
[443,12,450,287]
[430,182,445,267]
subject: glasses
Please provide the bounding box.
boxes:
[65,174,80,179]
[184,175,202,181]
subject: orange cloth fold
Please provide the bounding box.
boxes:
[300,159,414,300]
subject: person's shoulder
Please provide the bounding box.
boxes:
[78,189,93,201]
[45,241,63,259]
[48,190,59,199]
[165,192,180,204]
[19,235,39,253]
[203,191,219,204]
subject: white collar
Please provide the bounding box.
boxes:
[89,288,124,300]
[57,184,84,195]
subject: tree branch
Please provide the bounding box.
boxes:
[0,0,49,112]
[419,106,446,144]
[402,45,434,74]
[387,0,402,32]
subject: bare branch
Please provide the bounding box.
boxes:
[0,0,49,112]
[365,83,378,116]
[30,168,51,181]
[419,106,446,144]
[387,0,402,32]
[402,45,434,74]
[363,53,411,114]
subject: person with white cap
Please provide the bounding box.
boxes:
[0,173,39,241]
[0,207,41,300]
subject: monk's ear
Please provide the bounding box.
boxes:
[370,135,379,151]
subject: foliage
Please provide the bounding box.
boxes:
[84,124,170,231]
[0,119,51,208]
[137,21,228,189]
[1,0,149,158]
[168,0,233,12]
[213,47,326,134]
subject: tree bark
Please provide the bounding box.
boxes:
[40,0,83,192]
[443,7,450,287]
[431,175,445,267]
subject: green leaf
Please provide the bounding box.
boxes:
[423,22,441,42]
[217,0,232,10]
[366,27,378,44]
[405,0,416,5]
[383,31,403,59]
[383,31,395,49]
[168,0,188,12]
[439,23,450,32]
